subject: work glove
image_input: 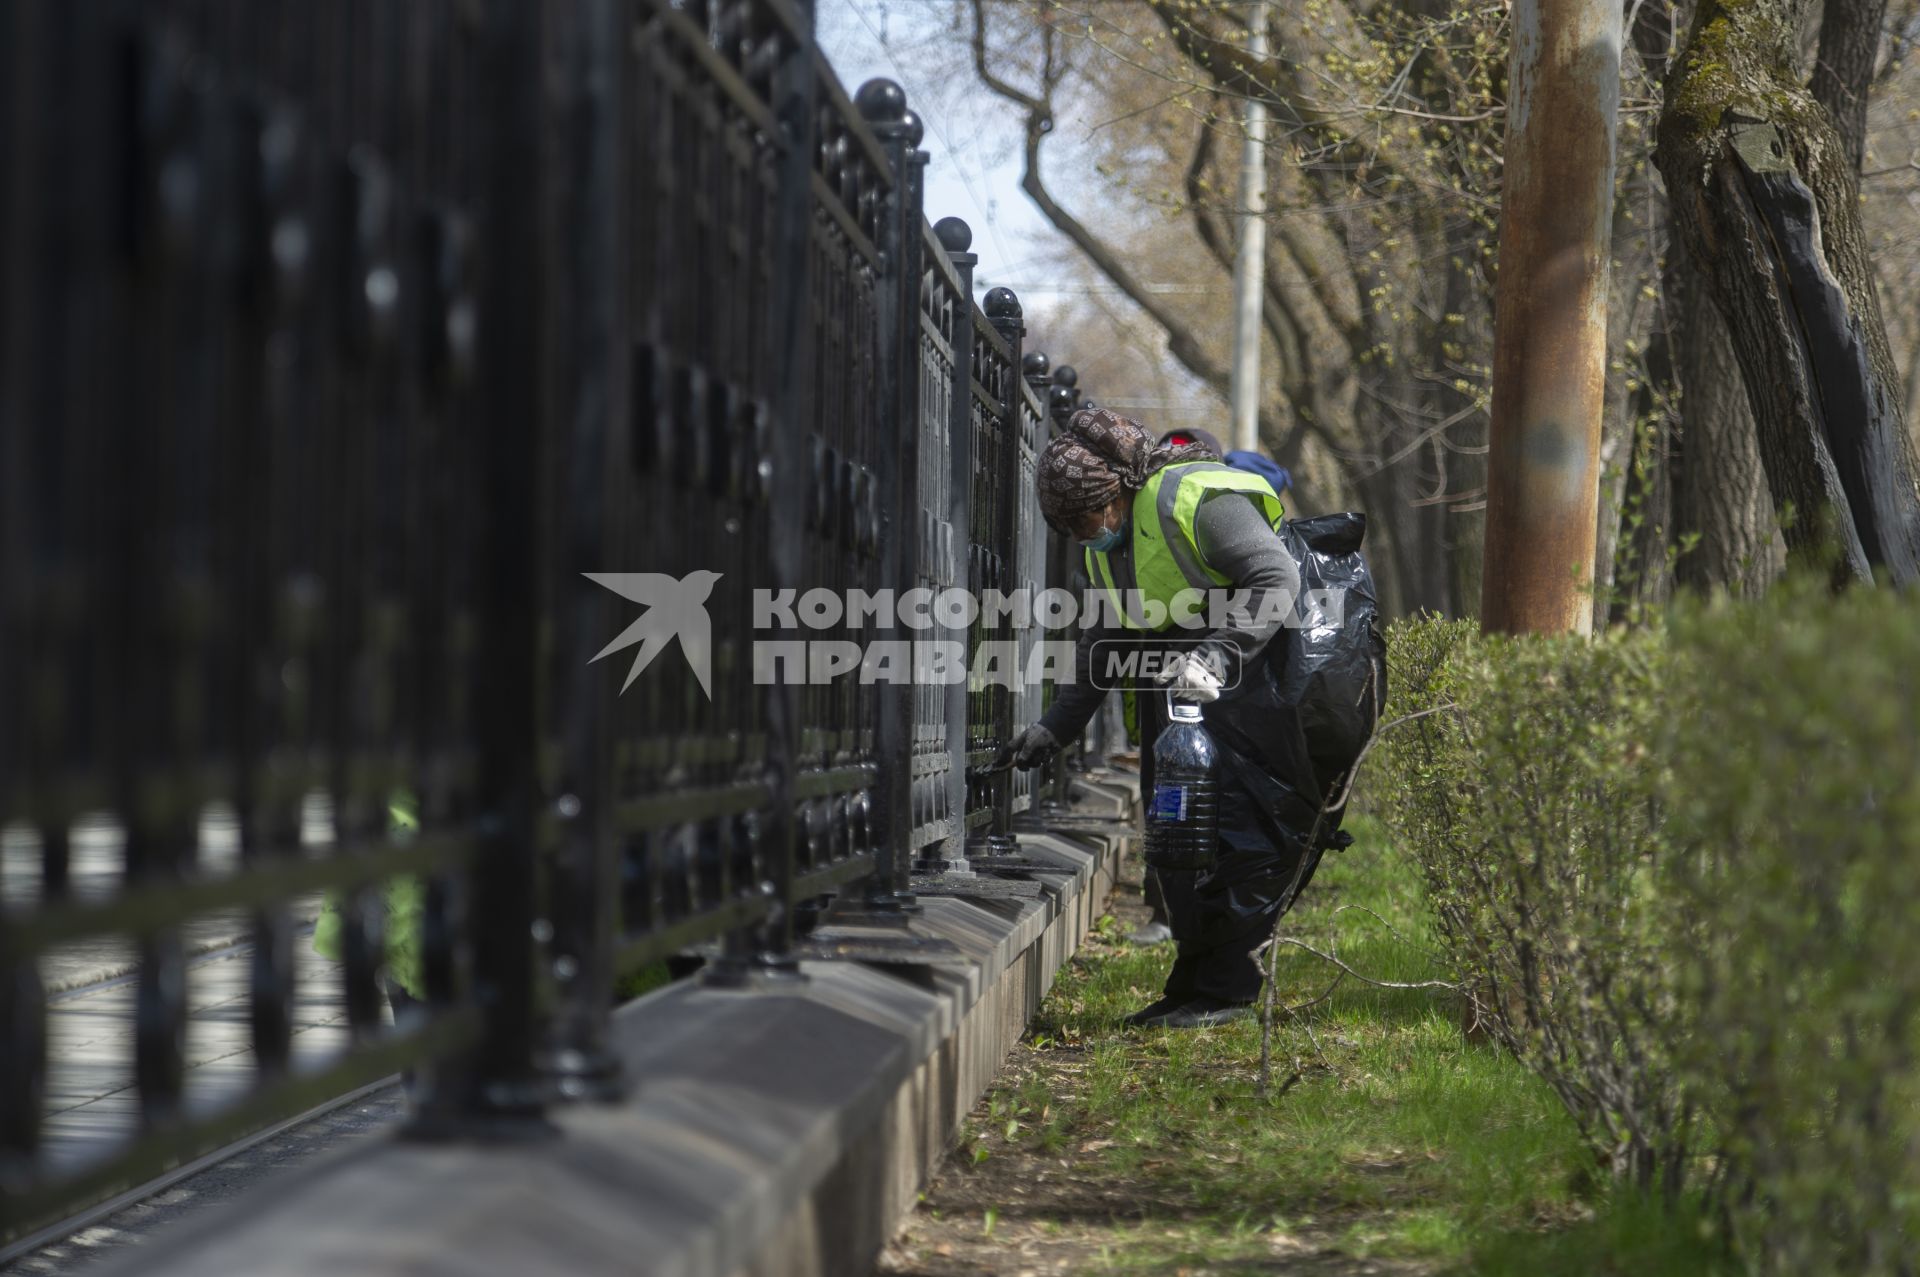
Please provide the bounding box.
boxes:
[1154,650,1224,704]
[991,723,1060,772]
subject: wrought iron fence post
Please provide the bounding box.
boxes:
[1053,368,1096,783]
[538,0,627,1102]
[417,0,552,1133]
[921,217,979,877]
[1024,352,1054,408]
[844,78,925,919]
[1052,372,1093,788]
[739,0,820,979]
[1024,353,1077,815]
[978,287,1024,858]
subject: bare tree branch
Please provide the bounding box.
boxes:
[1261,936,1460,992]
[968,0,1299,448]
[1139,0,1439,187]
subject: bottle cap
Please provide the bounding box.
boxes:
[1168,701,1204,723]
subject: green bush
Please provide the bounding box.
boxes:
[1662,588,1920,1276]
[1370,615,1697,1195]
[1368,589,1920,1275]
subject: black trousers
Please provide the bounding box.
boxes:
[1159,880,1272,1002]
[1139,690,1307,1005]
[1153,820,1296,1003]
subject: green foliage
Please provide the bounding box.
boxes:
[1371,587,1920,1274]
[1662,585,1920,1276]
[1372,616,1697,1194]
[313,788,426,998]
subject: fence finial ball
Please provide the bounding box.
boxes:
[1052,364,1078,388]
[983,286,1022,319]
[901,110,925,148]
[935,217,973,252]
[1049,385,1078,416]
[1022,351,1050,378]
[854,79,908,124]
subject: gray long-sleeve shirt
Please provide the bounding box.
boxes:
[1039,492,1298,742]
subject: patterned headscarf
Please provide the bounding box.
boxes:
[1037,408,1212,531]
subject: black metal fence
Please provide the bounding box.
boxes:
[0,0,1107,1236]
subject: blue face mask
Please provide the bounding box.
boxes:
[1079,522,1124,554]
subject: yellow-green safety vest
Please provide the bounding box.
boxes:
[1087,462,1285,633]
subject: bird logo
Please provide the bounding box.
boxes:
[583,570,722,698]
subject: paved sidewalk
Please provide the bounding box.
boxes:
[5,805,353,1175]
[7,813,326,994]
[37,906,324,997]
[3,797,396,1269]
[40,930,352,1176]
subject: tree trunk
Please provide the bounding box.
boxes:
[1669,244,1784,594]
[1656,0,1920,583]
[1594,183,1666,624]
[1809,0,1887,170]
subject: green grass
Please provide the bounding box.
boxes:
[976,815,1731,1274]
[615,961,674,1002]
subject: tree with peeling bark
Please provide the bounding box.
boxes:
[1657,0,1920,583]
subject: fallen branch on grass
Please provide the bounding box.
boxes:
[1263,936,1461,993]
[1330,903,1450,963]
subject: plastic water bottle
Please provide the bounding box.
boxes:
[1145,696,1219,873]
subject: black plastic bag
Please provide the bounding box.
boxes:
[1171,512,1387,945]
[1274,512,1388,810]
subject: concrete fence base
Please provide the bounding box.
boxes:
[120,774,1138,1277]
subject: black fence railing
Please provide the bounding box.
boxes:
[0,0,1107,1237]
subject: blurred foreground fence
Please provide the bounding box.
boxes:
[0,0,1102,1235]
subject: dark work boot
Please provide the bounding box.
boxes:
[1143,996,1253,1030]
[1122,994,1186,1027]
